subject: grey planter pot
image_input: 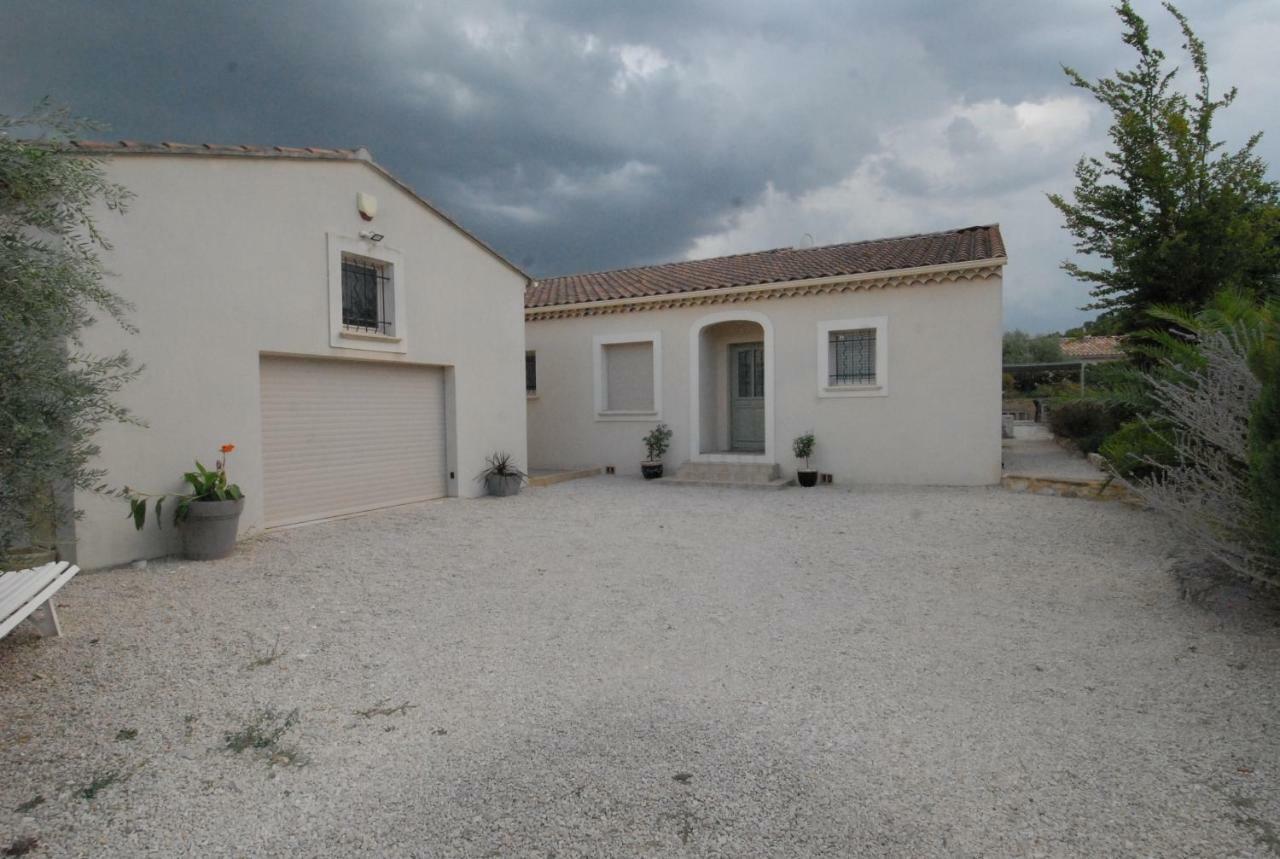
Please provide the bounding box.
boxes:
[485,474,524,497]
[180,497,245,560]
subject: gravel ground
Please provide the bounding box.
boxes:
[2,478,1279,858]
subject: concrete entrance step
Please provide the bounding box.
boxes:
[659,461,789,490]
[528,467,602,487]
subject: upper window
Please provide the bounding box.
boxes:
[341,254,394,335]
[593,332,662,420]
[526,351,537,395]
[817,317,888,397]
[328,233,406,354]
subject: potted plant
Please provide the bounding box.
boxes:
[125,444,245,560]
[641,423,672,479]
[793,432,818,487]
[478,452,527,496]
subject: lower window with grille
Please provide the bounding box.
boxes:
[828,328,877,386]
[341,253,395,335]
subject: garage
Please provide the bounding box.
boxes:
[259,356,448,527]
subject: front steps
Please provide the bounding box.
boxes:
[659,461,790,490]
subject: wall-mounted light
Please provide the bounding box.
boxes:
[359,230,385,242]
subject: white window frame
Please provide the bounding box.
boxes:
[593,332,661,421]
[817,316,888,397]
[328,232,407,354]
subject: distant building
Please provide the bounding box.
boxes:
[1059,335,1125,364]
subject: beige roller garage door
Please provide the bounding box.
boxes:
[259,356,447,526]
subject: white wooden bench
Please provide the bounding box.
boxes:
[0,561,81,639]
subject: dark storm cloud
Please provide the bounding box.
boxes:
[3,0,1277,330]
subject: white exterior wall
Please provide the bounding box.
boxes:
[526,274,1003,485]
[71,154,527,569]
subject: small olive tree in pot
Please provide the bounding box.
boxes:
[793,432,817,487]
[125,443,245,560]
[641,423,673,479]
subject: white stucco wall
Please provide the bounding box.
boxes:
[70,154,527,569]
[526,274,1003,485]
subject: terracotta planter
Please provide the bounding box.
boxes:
[181,497,245,560]
[641,462,664,480]
[486,474,524,497]
[797,470,819,488]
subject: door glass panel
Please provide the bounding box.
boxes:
[737,349,752,398]
[753,347,764,397]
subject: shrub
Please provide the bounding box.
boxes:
[1124,324,1276,588]
[1248,334,1280,561]
[792,433,815,469]
[643,423,672,462]
[1048,400,1117,453]
[1098,420,1175,482]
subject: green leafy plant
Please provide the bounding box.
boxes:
[125,443,243,529]
[642,423,672,462]
[476,452,527,483]
[792,432,816,469]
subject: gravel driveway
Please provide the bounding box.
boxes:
[2,478,1279,857]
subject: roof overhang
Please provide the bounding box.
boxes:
[525,257,1007,321]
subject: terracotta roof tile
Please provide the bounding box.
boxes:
[1059,335,1125,359]
[526,224,1005,308]
[64,139,368,160]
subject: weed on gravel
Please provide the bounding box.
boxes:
[3,836,39,857]
[115,728,137,742]
[223,706,305,766]
[354,699,417,719]
[12,796,43,813]
[78,771,120,800]
[246,635,286,670]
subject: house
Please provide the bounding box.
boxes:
[64,141,529,570]
[1059,335,1125,364]
[525,225,1007,485]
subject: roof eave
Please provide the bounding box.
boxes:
[527,255,1007,316]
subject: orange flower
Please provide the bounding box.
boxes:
[220,443,236,453]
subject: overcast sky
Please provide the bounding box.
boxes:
[4,1,1278,332]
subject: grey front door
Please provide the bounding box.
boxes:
[729,342,765,451]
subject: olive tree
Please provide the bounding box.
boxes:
[0,103,138,565]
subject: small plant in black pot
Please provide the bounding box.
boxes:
[793,432,818,487]
[478,452,527,497]
[641,423,672,479]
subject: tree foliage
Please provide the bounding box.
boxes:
[0,102,138,564]
[1002,330,1063,364]
[1049,2,1280,330]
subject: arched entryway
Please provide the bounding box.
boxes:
[688,310,775,463]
